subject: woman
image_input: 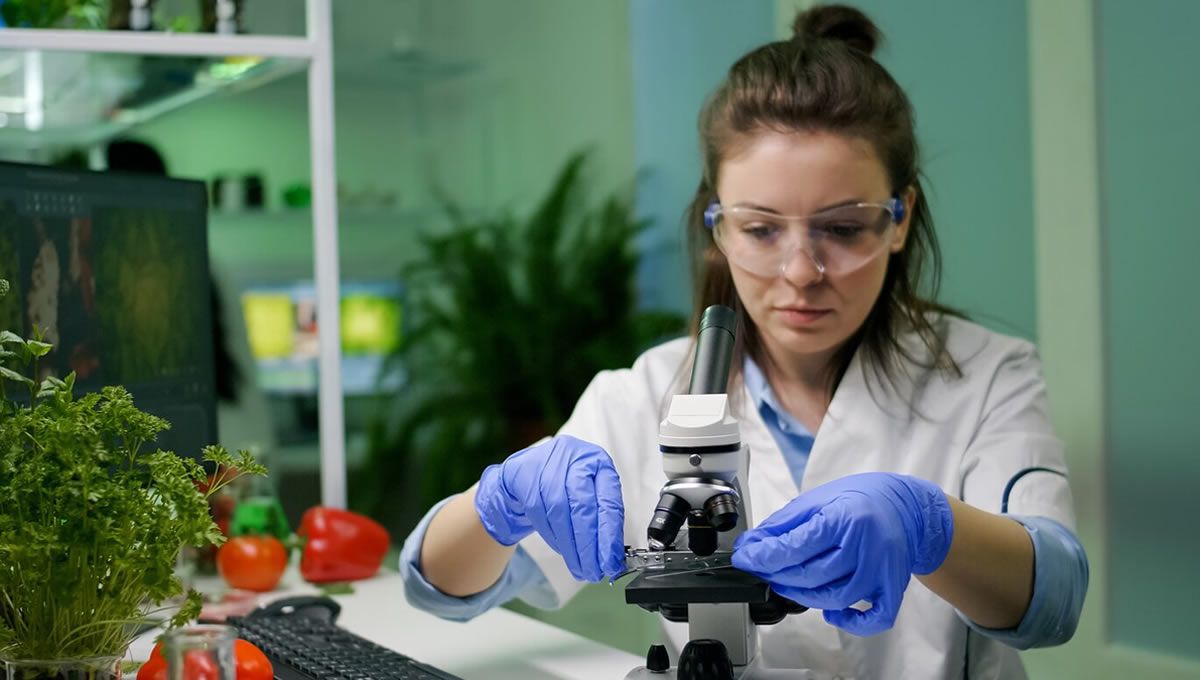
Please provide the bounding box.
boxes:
[401,5,1087,678]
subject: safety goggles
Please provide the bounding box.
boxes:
[704,197,904,278]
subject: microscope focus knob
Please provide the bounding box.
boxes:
[646,644,670,673]
[677,639,734,680]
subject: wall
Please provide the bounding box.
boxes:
[134,0,636,287]
[629,0,776,313]
[1097,0,1200,660]
[1024,2,1200,677]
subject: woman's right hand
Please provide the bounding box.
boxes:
[474,435,625,582]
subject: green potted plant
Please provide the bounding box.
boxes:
[0,1,104,29]
[0,277,266,678]
[352,151,685,533]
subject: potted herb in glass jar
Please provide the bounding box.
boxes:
[0,278,266,679]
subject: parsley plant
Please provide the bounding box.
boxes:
[0,278,266,660]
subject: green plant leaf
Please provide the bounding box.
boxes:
[0,330,25,346]
[34,376,66,400]
[66,1,104,29]
[0,365,33,386]
[167,15,198,32]
[26,340,52,358]
[318,582,356,596]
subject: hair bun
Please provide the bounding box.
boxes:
[792,4,882,56]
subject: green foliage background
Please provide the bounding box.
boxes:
[352,151,684,533]
[0,0,103,29]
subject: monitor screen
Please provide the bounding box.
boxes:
[0,161,215,460]
[241,281,402,396]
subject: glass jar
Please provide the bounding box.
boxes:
[3,657,121,680]
[162,625,236,680]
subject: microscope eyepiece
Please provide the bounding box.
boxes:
[688,304,737,395]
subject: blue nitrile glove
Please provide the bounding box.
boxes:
[732,472,954,636]
[474,435,626,582]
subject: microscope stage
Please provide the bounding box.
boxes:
[624,566,772,605]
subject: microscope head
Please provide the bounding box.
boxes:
[648,305,747,556]
[650,391,745,554]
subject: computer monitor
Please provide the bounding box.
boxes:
[241,281,402,396]
[0,161,215,460]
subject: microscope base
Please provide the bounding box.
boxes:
[623,664,750,679]
[624,663,822,679]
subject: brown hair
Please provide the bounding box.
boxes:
[686,3,962,398]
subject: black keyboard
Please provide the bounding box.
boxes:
[228,614,462,680]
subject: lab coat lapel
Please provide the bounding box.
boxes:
[803,340,926,491]
[803,349,874,491]
[735,382,800,521]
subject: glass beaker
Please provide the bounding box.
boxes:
[162,625,236,680]
[3,656,120,680]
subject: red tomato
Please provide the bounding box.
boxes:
[135,649,165,680]
[182,651,220,680]
[231,640,273,680]
[217,536,288,592]
[138,640,273,680]
[135,647,216,680]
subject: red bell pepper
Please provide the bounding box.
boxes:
[297,506,391,583]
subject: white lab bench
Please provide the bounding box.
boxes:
[130,569,643,680]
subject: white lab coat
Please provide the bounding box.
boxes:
[518,315,1075,679]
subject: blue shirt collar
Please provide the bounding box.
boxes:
[742,354,773,411]
[743,355,814,439]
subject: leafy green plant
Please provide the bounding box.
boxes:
[0,0,104,29]
[0,279,266,661]
[352,151,684,531]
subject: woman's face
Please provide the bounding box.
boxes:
[715,130,912,370]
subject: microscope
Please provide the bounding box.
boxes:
[621,305,806,680]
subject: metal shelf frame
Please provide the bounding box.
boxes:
[0,28,315,58]
[0,0,349,509]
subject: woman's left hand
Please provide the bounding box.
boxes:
[732,472,954,636]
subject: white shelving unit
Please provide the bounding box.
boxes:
[0,0,349,509]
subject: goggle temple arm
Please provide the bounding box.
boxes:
[887,195,905,223]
